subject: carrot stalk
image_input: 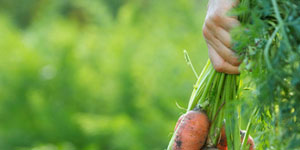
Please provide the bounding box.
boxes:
[167,58,241,149]
[241,108,257,150]
[187,60,212,111]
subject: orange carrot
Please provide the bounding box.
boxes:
[217,129,255,150]
[217,127,227,150]
[173,108,210,150]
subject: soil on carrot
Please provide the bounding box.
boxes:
[173,109,209,150]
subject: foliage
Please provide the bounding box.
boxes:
[0,0,209,149]
[233,0,300,149]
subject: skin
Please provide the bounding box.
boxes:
[203,0,241,74]
[173,109,209,150]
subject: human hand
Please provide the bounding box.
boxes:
[203,0,240,74]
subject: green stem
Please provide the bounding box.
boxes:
[184,50,198,78]
[264,26,279,70]
[211,73,225,119]
[187,60,212,111]
[224,75,233,150]
[241,108,258,150]
[198,69,217,108]
[271,0,292,51]
[208,73,226,144]
[208,73,221,119]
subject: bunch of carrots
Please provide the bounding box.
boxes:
[166,56,255,150]
[166,0,259,149]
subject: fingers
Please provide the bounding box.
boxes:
[219,17,240,31]
[204,19,232,48]
[208,14,240,31]
[207,44,239,74]
[203,26,240,66]
[203,0,241,74]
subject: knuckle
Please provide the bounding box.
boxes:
[204,17,213,28]
[210,13,223,23]
[228,53,241,66]
[212,15,220,23]
[231,58,241,66]
[202,26,209,39]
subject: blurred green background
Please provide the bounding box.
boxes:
[0,0,208,149]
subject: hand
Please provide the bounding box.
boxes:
[203,0,240,74]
